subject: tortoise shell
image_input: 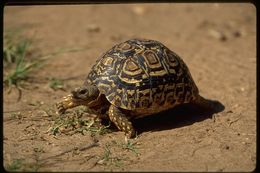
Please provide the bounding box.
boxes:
[86,39,199,111]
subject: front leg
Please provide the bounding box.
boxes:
[108,105,135,138]
[56,94,80,114]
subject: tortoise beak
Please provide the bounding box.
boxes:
[71,89,78,98]
[71,88,82,99]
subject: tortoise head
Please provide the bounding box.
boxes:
[71,85,100,107]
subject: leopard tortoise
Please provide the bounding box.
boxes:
[56,38,214,138]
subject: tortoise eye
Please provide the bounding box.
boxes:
[79,89,87,95]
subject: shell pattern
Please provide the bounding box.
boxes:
[86,39,199,112]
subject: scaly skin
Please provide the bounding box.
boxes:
[108,104,135,138]
[56,94,79,114]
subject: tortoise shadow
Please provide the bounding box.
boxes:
[133,99,225,134]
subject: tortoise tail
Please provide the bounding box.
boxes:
[192,95,216,111]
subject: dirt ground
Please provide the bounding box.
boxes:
[3,3,256,172]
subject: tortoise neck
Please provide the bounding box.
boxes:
[88,93,110,115]
[88,93,107,108]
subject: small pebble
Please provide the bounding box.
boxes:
[110,35,123,41]
[232,104,239,108]
[97,159,105,165]
[233,31,242,38]
[132,6,145,15]
[208,29,227,41]
[87,24,100,33]
[36,110,49,117]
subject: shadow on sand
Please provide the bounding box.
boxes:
[133,99,225,135]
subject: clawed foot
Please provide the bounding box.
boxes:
[56,94,75,115]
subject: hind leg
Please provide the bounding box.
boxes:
[108,105,135,139]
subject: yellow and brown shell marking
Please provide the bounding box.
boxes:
[87,39,199,116]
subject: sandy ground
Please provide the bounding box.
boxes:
[3,3,256,172]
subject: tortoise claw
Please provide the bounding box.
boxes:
[55,94,75,115]
[56,102,66,115]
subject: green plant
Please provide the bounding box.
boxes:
[9,112,23,120]
[103,144,112,162]
[5,159,43,172]
[5,159,23,171]
[3,29,28,65]
[48,107,111,136]
[3,29,41,88]
[112,140,140,156]
[4,29,87,89]
[4,51,40,88]
[98,144,125,168]
[48,77,65,90]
